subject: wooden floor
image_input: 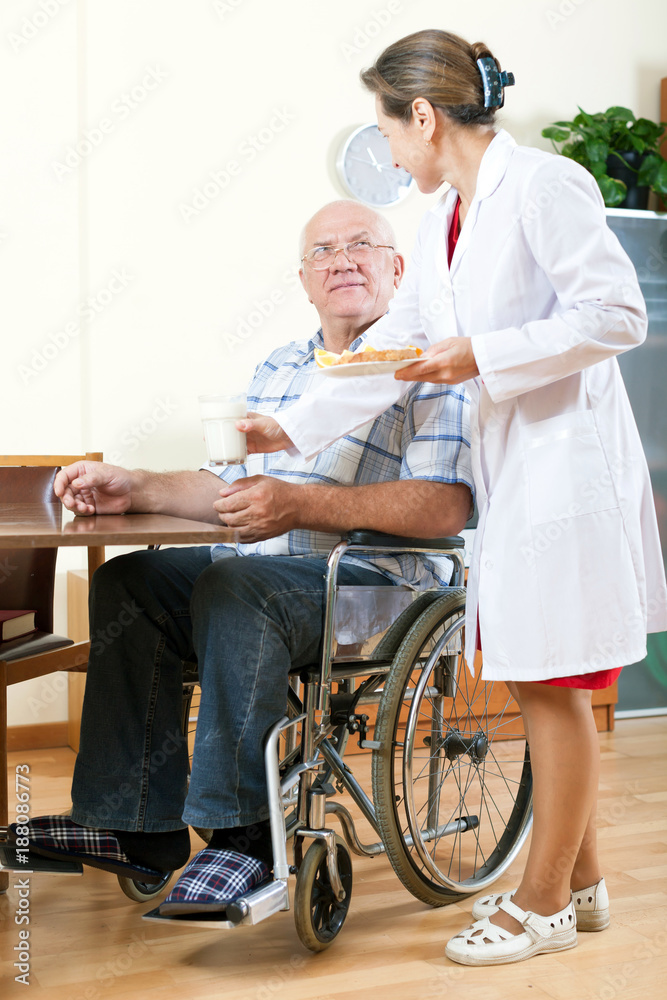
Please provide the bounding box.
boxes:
[1,717,666,999]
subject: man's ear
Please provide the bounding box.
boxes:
[393,253,406,289]
[298,267,313,303]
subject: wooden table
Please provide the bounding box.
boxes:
[0,505,239,891]
[0,502,238,725]
[0,504,238,546]
[0,503,238,577]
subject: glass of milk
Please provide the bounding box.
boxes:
[199,393,247,465]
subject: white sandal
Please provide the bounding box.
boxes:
[445,898,577,966]
[571,878,610,931]
[472,877,609,931]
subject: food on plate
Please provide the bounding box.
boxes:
[314,345,374,367]
[314,345,422,368]
[338,346,422,365]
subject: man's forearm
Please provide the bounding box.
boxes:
[128,469,223,522]
[294,480,471,538]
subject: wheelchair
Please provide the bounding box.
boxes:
[0,532,532,952]
[136,530,533,950]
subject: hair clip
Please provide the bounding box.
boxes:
[476,56,515,108]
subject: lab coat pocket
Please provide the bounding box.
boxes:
[521,411,618,526]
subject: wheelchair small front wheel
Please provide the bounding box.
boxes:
[294,836,353,952]
[117,871,173,902]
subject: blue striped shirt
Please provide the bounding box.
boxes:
[205,330,472,588]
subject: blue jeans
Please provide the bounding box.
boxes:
[70,547,390,832]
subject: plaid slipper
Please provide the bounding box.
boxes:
[8,816,167,884]
[158,848,271,914]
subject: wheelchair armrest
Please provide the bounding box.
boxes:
[345,530,465,550]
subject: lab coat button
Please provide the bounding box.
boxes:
[485,560,494,571]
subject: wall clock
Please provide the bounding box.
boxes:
[336,123,414,208]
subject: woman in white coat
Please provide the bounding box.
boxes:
[234,31,667,965]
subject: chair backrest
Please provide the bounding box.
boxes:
[0,453,103,638]
[0,466,60,634]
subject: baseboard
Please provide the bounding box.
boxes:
[7,722,69,752]
[615,707,667,718]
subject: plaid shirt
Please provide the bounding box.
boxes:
[204,330,472,588]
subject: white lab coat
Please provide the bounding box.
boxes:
[278,130,667,681]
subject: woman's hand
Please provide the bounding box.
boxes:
[236,413,294,454]
[395,337,480,384]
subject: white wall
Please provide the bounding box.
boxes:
[4,0,667,724]
[2,0,82,725]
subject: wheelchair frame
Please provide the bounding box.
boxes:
[143,531,532,950]
[0,531,532,953]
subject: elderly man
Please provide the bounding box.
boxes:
[14,201,472,913]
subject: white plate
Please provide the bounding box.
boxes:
[317,358,421,378]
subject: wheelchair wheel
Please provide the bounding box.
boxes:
[372,589,532,906]
[117,871,173,902]
[294,836,353,952]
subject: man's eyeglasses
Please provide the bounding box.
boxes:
[301,240,395,270]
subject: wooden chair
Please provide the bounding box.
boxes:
[0,453,104,892]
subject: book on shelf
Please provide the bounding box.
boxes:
[0,610,37,642]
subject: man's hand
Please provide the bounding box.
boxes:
[54,461,134,516]
[213,475,301,542]
[395,337,480,385]
[237,413,294,455]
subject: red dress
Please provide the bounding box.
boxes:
[447,198,622,691]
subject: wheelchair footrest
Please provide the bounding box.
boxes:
[141,907,237,930]
[142,878,289,930]
[0,843,83,876]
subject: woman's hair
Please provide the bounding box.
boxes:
[360,30,501,127]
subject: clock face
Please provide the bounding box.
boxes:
[337,124,414,208]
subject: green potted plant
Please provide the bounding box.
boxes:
[542,106,667,209]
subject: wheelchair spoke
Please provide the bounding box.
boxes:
[312,896,329,932]
[371,591,533,900]
[483,744,526,797]
[456,760,482,879]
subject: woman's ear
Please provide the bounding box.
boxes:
[411,98,437,143]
